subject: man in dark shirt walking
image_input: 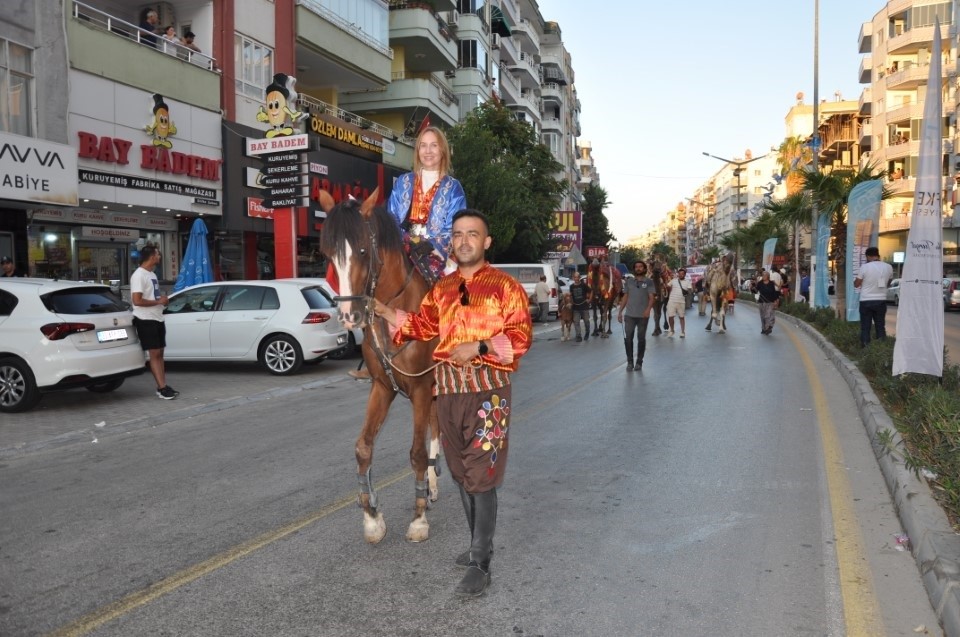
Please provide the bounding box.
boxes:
[568,271,592,342]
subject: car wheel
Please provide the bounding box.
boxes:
[259,335,303,375]
[86,378,125,393]
[0,357,41,413]
[327,332,356,360]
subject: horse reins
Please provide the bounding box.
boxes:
[332,218,441,396]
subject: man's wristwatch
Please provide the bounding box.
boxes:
[477,340,488,356]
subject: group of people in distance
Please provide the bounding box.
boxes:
[137,9,202,57]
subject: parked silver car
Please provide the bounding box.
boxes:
[886,278,901,305]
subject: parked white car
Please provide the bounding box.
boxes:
[0,278,145,412]
[163,280,348,375]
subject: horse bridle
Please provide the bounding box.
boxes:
[331,218,429,396]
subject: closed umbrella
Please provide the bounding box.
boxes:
[173,218,214,292]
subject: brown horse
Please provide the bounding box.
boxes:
[589,261,622,338]
[704,254,737,334]
[318,189,441,544]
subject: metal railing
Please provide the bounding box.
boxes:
[72,1,217,71]
[296,93,398,139]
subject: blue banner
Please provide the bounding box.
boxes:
[844,180,882,321]
[813,211,831,308]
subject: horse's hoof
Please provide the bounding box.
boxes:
[406,515,430,542]
[363,511,387,544]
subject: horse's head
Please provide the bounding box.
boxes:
[318,188,389,330]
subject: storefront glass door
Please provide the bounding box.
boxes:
[77,242,127,288]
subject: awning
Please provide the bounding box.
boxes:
[488,5,513,37]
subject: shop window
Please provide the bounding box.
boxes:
[0,39,34,136]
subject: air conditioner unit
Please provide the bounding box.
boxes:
[492,33,501,49]
[446,10,459,27]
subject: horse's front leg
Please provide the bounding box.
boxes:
[406,384,436,542]
[356,380,397,544]
[652,301,663,336]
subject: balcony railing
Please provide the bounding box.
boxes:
[72,1,217,70]
[299,0,393,58]
[296,93,399,140]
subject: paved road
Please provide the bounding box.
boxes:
[0,311,948,636]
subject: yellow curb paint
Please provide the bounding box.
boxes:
[784,325,884,636]
[46,468,412,637]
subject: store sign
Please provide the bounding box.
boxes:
[81,226,139,240]
[79,169,217,199]
[33,208,177,231]
[308,114,383,160]
[0,132,79,206]
[76,132,221,182]
[247,197,274,219]
[245,134,309,157]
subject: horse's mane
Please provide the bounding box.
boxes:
[319,199,405,263]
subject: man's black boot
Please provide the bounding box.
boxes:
[455,483,474,568]
[456,488,497,596]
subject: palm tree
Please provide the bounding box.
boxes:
[776,136,815,294]
[802,163,891,317]
[720,213,788,274]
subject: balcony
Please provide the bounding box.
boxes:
[511,18,540,52]
[885,101,921,124]
[858,21,873,54]
[541,116,561,132]
[886,61,933,90]
[859,121,872,147]
[69,2,219,111]
[541,82,562,105]
[297,0,392,87]
[388,4,458,73]
[497,64,521,103]
[296,94,399,140]
[859,55,872,84]
[498,31,519,65]
[888,24,950,55]
[338,72,459,128]
[508,51,540,90]
[858,87,872,115]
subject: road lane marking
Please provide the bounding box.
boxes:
[784,326,884,636]
[47,357,636,636]
[46,468,412,637]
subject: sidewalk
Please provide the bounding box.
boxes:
[0,321,560,459]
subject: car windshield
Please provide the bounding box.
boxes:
[42,288,128,314]
[301,286,336,309]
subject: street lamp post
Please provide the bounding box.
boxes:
[702,151,766,272]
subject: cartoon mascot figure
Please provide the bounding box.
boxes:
[145,93,177,148]
[256,73,307,138]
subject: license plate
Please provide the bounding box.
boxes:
[97,328,128,343]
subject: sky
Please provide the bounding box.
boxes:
[541,0,880,244]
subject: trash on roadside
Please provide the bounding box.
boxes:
[894,533,911,551]
[799,408,813,411]
[94,421,106,428]
[91,437,98,444]
[920,468,938,480]
[913,624,927,633]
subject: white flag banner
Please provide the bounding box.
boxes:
[892,19,944,377]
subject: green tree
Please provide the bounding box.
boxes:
[619,245,644,269]
[649,241,680,270]
[447,102,566,261]
[720,213,789,272]
[775,136,815,292]
[581,183,615,249]
[700,246,722,264]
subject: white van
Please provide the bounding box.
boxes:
[494,263,560,316]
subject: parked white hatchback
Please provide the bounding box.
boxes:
[0,279,145,413]
[162,280,348,375]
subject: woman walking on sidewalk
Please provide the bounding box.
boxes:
[755,270,780,335]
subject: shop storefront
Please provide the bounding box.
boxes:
[222,109,406,280]
[0,132,79,273]
[58,70,223,284]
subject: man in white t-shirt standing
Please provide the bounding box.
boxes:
[854,246,894,348]
[131,245,178,399]
[665,267,691,338]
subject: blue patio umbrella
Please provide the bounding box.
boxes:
[173,218,214,292]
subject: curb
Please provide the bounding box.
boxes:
[784,312,960,636]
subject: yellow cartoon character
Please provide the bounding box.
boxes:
[256,73,307,138]
[144,93,177,148]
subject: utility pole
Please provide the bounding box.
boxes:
[702,151,765,275]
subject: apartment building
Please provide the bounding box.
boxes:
[1,0,585,281]
[858,0,958,272]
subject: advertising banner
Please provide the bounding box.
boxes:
[844,180,882,321]
[893,21,945,377]
[761,238,778,273]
